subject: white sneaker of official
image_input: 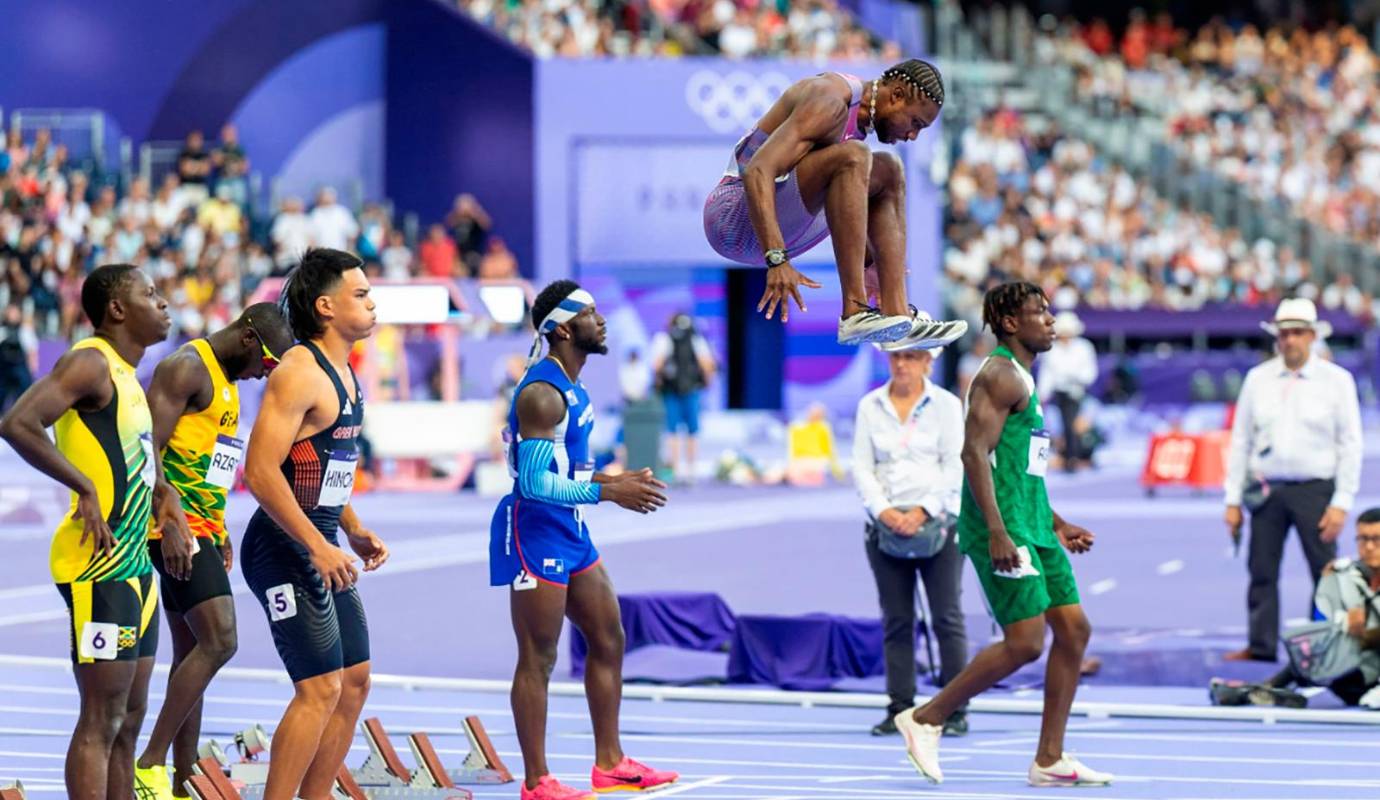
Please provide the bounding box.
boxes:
[1028,754,1114,787]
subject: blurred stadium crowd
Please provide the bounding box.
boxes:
[0,126,520,351]
[456,0,901,59]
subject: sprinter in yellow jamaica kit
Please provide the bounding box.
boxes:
[0,264,171,800]
[132,303,294,800]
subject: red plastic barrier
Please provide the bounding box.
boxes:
[1140,430,1230,490]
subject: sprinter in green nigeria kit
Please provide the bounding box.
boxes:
[894,282,1113,789]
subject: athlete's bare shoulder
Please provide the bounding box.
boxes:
[265,346,332,404]
[971,356,1029,412]
[759,74,852,138]
[150,342,213,410]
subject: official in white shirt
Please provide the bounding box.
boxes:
[1223,298,1363,661]
[1036,311,1098,471]
[853,346,968,737]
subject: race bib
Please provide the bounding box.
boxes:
[318,450,358,507]
[266,583,297,622]
[1027,428,1051,478]
[139,433,156,488]
[205,434,245,489]
[79,621,119,660]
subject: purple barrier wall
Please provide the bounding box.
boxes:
[385,2,535,274]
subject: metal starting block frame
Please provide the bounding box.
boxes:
[353,716,511,797]
[440,716,513,785]
[188,754,267,800]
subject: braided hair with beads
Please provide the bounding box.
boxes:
[882,59,944,108]
[981,281,1046,342]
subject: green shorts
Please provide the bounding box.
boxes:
[965,540,1081,627]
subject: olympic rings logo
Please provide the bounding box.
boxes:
[685,69,793,134]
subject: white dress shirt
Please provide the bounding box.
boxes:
[852,380,964,520]
[1224,354,1363,510]
[1036,336,1099,400]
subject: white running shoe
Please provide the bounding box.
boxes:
[894,708,944,784]
[1028,754,1114,787]
[877,311,969,352]
[838,308,914,345]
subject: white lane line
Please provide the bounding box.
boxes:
[556,732,1380,769]
[974,720,1122,748]
[818,775,899,783]
[0,684,868,733]
[638,776,732,796]
[1088,578,1117,595]
[1156,559,1184,575]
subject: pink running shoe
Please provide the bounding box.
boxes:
[521,775,597,800]
[591,757,679,793]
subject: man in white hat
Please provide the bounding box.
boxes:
[1036,311,1098,472]
[1223,298,1362,662]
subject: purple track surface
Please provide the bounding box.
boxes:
[0,661,1376,798]
[3,451,1379,796]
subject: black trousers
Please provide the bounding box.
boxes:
[1247,479,1337,658]
[1052,390,1084,466]
[865,527,969,715]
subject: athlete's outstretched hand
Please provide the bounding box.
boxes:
[758,262,821,323]
[1057,522,1095,554]
[603,473,667,514]
[311,545,360,592]
[75,486,115,559]
[347,527,390,572]
[221,535,235,572]
[601,468,668,490]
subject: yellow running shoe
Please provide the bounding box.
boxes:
[133,762,175,800]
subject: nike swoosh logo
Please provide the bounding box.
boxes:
[609,774,644,784]
[1045,771,1079,781]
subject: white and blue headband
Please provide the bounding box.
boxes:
[527,288,595,367]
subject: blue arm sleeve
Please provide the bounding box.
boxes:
[516,438,602,506]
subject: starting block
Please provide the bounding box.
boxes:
[355,716,518,798]
[188,757,242,800]
[0,780,26,800]
[434,717,513,785]
[184,774,229,800]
